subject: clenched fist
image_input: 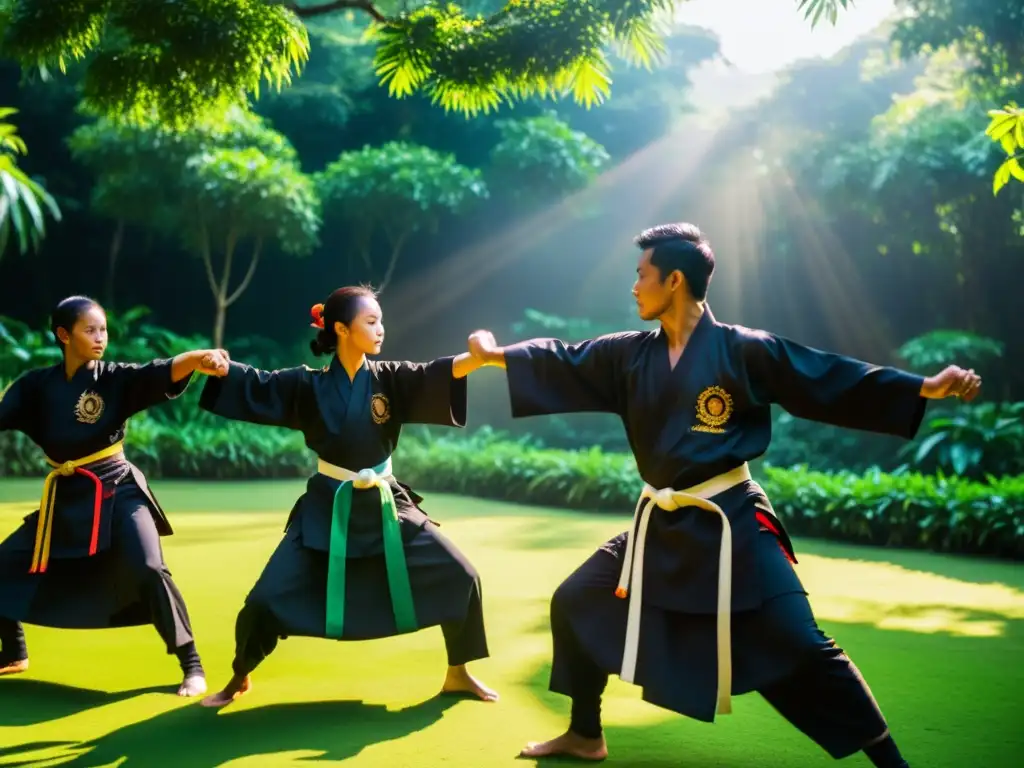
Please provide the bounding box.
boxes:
[196,349,231,377]
[921,365,981,402]
[468,330,498,361]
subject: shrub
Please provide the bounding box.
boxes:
[1,422,1018,559]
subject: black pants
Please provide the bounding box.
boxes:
[0,504,199,670]
[231,524,489,677]
[554,534,892,760]
[0,620,25,665]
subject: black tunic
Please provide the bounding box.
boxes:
[503,305,928,718]
[198,355,479,641]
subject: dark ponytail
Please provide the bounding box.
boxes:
[50,295,101,350]
[307,285,378,357]
[309,328,334,357]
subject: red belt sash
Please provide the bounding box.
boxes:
[30,441,125,574]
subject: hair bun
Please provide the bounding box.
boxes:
[310,303,325,329]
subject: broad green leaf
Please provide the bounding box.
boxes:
[993,157,1015,195]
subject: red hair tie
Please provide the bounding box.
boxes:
[310,303,325,330]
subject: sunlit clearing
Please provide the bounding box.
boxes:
[0,493,1020,766]
[796,552,1024,638]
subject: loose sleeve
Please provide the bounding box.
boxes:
[503,333,633,418]
[742,329,927,439]
[0,372,34,433]
[381,357,467,427]
[198,361,308,430]
[110,358,192,418]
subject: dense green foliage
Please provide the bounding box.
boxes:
[2,310,1021,559]
[1,418,1019,560]
[6,312,1023,482]
[67,108,320,344]
[488,113,610,202]
[316,141,487,290]
[0,106,59,256]
[986,103,1024,195]
[0,0,851,125]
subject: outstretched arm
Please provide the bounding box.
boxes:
[113,349,231,419]
[742,329,982,439]
[466,329,629,417]
[199,360,310,430]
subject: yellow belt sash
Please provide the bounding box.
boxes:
[30,441,125,574]
[614,463,751,717]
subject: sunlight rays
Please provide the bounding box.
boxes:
[383,108,897,361]
[385,119,724,338]
[735,128,896,355]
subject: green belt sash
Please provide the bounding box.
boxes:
[322,457,418,638]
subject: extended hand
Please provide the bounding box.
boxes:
[921,365,981,402]
[468,330,498,361]
[197,349,230,377]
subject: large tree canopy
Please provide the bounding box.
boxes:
[0,0,853,126]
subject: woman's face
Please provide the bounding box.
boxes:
[60,304,108,361]
[335,297,384,356]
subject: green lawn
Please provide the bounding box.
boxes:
[0,479,1021,767]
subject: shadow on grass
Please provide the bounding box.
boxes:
[0,691,461,767]
[0,680,171,727]
[516,607,1024,768]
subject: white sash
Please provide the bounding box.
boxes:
[317,457,394,489]
[616,462,751,716]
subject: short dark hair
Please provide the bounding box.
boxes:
[50,295,102,351]
[309,285,378,356]
[634,222,715,300]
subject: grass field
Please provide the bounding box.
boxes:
[0,478,1022,767]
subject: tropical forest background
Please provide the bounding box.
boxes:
[0,0,1022,561]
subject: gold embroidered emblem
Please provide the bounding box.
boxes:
[371,393,391,425]
[74,391,105,424]
[692,385,733,434]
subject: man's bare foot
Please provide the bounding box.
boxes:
[177,674,207,697]
[441,664,499,702]
[0,658,28,676]
[200,674,251,708]
[520,730,608,761]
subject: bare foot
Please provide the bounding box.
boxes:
[520,730,608,761]
[0,658,28,676]
[441,664,499,702]
[177,674,207,697]
[200,674,251,708]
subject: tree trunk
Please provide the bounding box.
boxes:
[213,230,237,348]
[213,300,227,349]
[105,219,125,308]
[200,229,262,349]
[377,230,409,293]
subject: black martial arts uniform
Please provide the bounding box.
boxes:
[504,305,921,766]
[199,356,488,676]
[0,359,202,677]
